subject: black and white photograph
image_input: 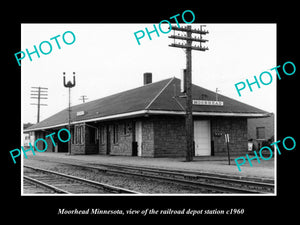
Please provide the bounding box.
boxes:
[4,5,298,220]
[21,23,276,196]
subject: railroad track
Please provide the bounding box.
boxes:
[25,159,275,194]
[23,179,57,194]
[23,165,140,194]
[77,163,275,194]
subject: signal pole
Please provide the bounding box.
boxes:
[30,87,48,123]
[79,95,88,103]
[63,72,76,155]
[169,25,209,162]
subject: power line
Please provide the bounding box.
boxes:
[30,86,48,123]
[79,95,88,103]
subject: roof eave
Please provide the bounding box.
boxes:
[147,110,270,117]
[24,110,148,132]
[24,109,270,132]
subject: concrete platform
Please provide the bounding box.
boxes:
[23,152,275,180]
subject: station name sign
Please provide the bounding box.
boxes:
[192,100,224,106]
[76,111,85,116]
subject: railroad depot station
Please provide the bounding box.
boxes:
[25,73,271,158]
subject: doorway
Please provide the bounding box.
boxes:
[194,120,211,156]
[135,121,142,156]
[106,125,111,155]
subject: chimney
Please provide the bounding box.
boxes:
[143,72,152,85]
[180,69,187,93]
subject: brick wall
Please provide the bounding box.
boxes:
[34,131,46,152]
[247,114,274,150]
[152,116,248,157]
[153,116,186,157]
[71,143,85,154]
[141,119,155,157]
[34,116,249,158]
[211,117,248,156]
[35,130,68,153]
[45,136,54,152]
[109,120,134,156]
[248,113,274,140]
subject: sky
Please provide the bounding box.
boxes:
[21,23,276,124]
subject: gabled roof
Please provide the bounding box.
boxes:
[26,77,269,132]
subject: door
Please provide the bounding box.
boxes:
[194,120,211,156]
[106,125,111,155]
[135,121,142,156]
[56,132,68,152]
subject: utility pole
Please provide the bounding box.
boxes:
[30,87,48,123]
[63,72,76,155]
[79,95,88,103]
[169,25,209,162]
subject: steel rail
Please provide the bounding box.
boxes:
[24,165,140,194]
[95,163,275,192]
[25,158,274,194]
[86,165,267,194]
[54,162,274,194]
[24,175,71,194]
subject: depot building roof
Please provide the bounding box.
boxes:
[25,77,270,132]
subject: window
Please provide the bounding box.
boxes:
[256,127,265,139]
[88,127,96,144]
[113,124,119,144]
[99,126,105,144]
[81,126,84,144]
[75,126,79,144]
[123,122,131,135]
[71,127,74,144]
[75,125,84,144]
